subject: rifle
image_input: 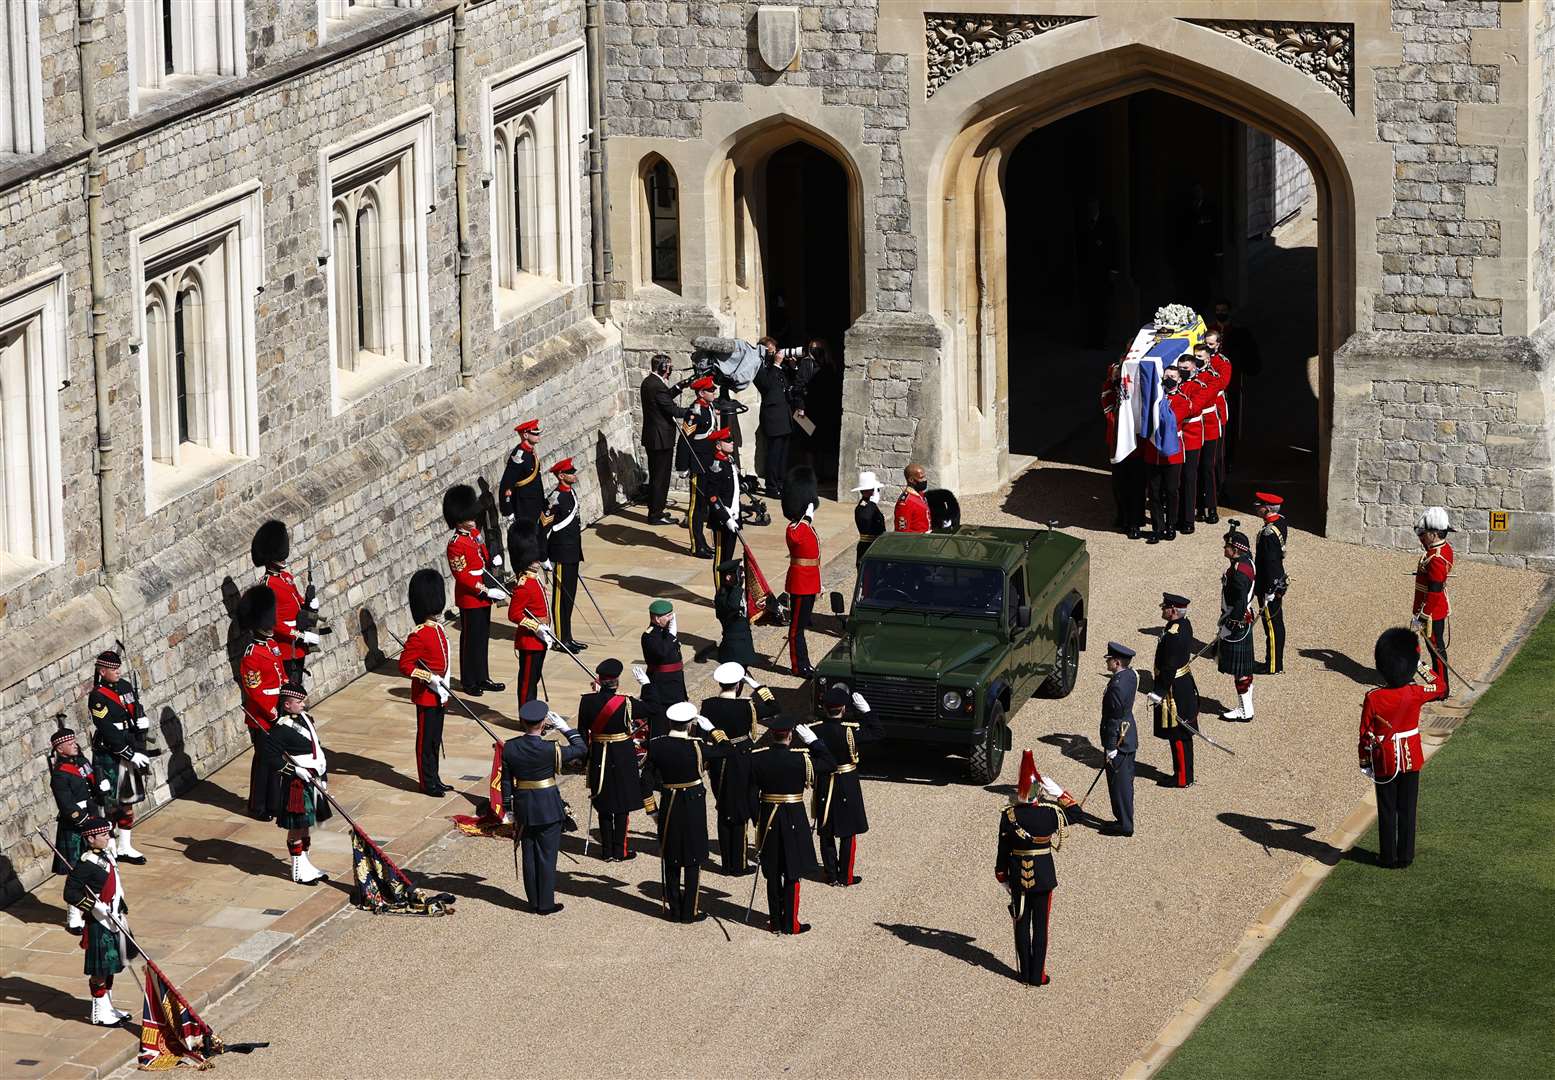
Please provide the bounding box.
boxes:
[112,638,161,801]
[297,557,334,644]
[1417,625,1478,692]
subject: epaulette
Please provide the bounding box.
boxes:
[1004,806,1018,823]
[751,746,770,754]
[1166,623,1179,635]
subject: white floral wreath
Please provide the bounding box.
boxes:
[1153,303,1198,332]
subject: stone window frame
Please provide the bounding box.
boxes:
[318,0,422,46]
[131,182,264,514]
[320,106,435,415]
[127,0,248,117]
[1,0,45,155]
[481,41,586,326]
[638,154,681,294]
[0,267,68,591]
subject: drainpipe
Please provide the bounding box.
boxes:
[79,0,118,579]
[452,0,474,385]
[584,0,612,321]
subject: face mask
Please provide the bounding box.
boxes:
[911,479,928,493]
[868,489,881,504]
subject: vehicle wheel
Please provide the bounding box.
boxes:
[1040,620,1081,699]
[969,702,1007,784]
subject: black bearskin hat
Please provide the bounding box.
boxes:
[507,520,543,569]
[782,466,818,523]
[443,484,480,529]
[408,569,446,624]
[250,519,290,567]
[1374,627,1421,690]
[238,584,277,633]
[926,489,961,532]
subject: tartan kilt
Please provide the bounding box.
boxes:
[1217,629,1257,677]
[270,776,332,830]
[53,822,85,874]
[82,919,134,977]
[91,750,145,807]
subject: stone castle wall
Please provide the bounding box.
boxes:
[1246,131,1314,238]
[0,0,636,904]
[1537,0,1554,325]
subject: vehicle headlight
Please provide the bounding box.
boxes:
[941,690,962,711]
[816,677,830,692]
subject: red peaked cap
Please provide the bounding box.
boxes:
[1016,749,1039,802]
[514,418,541,434]
[550,457,576,475]
[691,375,717,392]
[1253,491,1283,506]
[709,427,732,442]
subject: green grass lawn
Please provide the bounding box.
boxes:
[1158,606,1555,1080]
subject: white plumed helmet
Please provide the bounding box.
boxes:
[1416,506,1453,534]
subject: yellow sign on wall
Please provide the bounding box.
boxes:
[1489,511,1509,532]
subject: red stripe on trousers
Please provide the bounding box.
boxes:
[846,835,857,884]
[1173,742,1187,788]
[789,617,800,674]
[791,881,801,933]
[621,813,630,857]
[1042,893,1053,982]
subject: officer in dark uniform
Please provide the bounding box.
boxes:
[704,427,743,592]
[1149,593,1200,788]
[1099,642,1139,835]
[812,685,882,886]
[501,700,586,914]
[64,816,138,1025]
[87,651,151,865]
[853,471,886,565]
[700,662,779,874]
[1218,523,1259,721]
[499,419,545,528]
[641,599,688,722]
[680,375,718,557]
[713,559,757,669]
[577,658,649,862]
[995,752,1083,986]
[753,339,792,498]
[640,354,688,526]
[50,728,100,932]
[643,701,737,921]
[1253,492,1289,675]
[748,715,835,934]
[541,457,587,653]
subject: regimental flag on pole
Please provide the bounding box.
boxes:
[137,963,223,1071]
[349,827,454,916]
[743,546,777,623]
[451,741,514,839]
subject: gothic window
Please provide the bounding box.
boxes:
[0,271,66,587]
[129,0,247,114]
[319,0,423,45]
[642,156,681,293]
[0,0,45,154]
[733,167,749,290]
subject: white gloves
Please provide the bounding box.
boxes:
[1147,692,1163,705]
[1039,775,1064,799]
[130,752,151,769]
[1360,765,1375,780]
[501,811,514,825]
[667,614,678,637]
[1409,615,1423,632]
[1263,594,1276,606]
[850,692,870,714]
[483,586,509,602]
[299,630,322,646]
[794,723,816,744]
[293,764,315,782]
[433,678,450,704]
[547,712,570,731]
[91,900,113,926]
[99,778,112,793]
[541,559,554,572]
[694,716,714,733]
[491,554,504,568]
[742,673,761,690]
[308,596,320,611]
[316,775,328,791]
[725,518,741,535]
[1106,749,1118,762]
[632,665,650,686]
[135,716,151,730]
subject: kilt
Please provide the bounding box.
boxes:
[271,775,331,830]
[1217,628,1257,677]
[656,786,711,865]
[813,770,869,836]
[91,750,144,807]
[82,917,135,977]
[53,822,85,874]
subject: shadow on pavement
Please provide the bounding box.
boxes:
[1217,813,1345,865]
[599,573,713,610]
[557,870,662,918]
[326,750,420,795]
[997,464,1118,532]
[592,523,685,556]
[0,975,91,1022]
[414,871,521,911]
[875,922,1017,981]
[1298,647,1378,687]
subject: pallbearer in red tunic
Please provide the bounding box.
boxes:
[507,524,551,707]
[400,569,453,796]
[1411,506,1455,701]
[1361,629,1443,869]
[445,483,507,697]
[782,467,821,678]
[250,519,320,685]
[238,586,286,821]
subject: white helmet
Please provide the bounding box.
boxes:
[1415,506,1452,534]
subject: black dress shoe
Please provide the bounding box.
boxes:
[1126,528,1141,540]
[842,875,863,887]
[537,903,565,915]
[649,514,676,526]
[791,922,812,935]
[692,546,715,559]
[564,640,588,652]
[683,912,708,924]
[481,680,506,692]
[1146,534,1160,545]
[1206,511,1219,525]
[1179,523,1195,535]
[461,683,483,697]
[422,786,447,798]
[795,665,816,678]
[1161,530,1176,542]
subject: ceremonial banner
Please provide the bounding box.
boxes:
[451,742,513,839]
[743,548,778,624]
[349,829,453,916]
[137,964,222,1071]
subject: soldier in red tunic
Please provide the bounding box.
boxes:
[1192,344,1222,524]
[1361,628,1443,868]
[250,519,321,685]
[1411,506,1455,701]
[507,524,551,706]
[238,585,287,820]
[399,569,453,796]
[445,483,507,697]
[1173,354,1206,534]
[894,462,932,533]
[783,467,821,677]
[1204,330,1233,488]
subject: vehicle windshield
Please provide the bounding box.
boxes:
[857,559,1006,617]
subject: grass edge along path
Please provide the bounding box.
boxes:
[1156,606,1555,1080]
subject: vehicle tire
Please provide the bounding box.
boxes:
[1040,619,1081,699]
[969,701,1007,784]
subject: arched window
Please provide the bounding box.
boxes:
[512,119,538,274]
[644,157,681,292]
[330,204,355,370]
[355,191,384,355]
[173,277,199,444]
[144,287,173,464]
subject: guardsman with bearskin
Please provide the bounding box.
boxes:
[499,418,545,529]
[445,483,508,697]
[1173,354,1206,534]
[704,427,742,591]
[251,519,321,685]
[700,662,778,874]
[63,816,137,1026]
[86,650,151,864]
[1253,492,1290,675]
[713,559,757,669]
[238,585,287,821]
[643,701,736,922]
[895,462,932,534]
[994,751,1082,986]
[268,682,332,886]
[1412,506,1455,701]
[506,523,551,706]
[783,466,821,678]
[399,569,453,796]
[541,457,586,653]
[51,727,102,931]
[1149,594,1200,788]
[681,375,719,558]
[1191,344,1222,524]
[501,700,587,915]
[1100,642,1139,835]
[812,685,881,887]
[1361,629,1443,869]
[853,471,886,565]
[1218,523,1259,721]
[578,658,650,862]
[641,599,688,719]
[1204,330,1233,488]
[749,714,835,934]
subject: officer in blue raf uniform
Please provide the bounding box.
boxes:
[501,700,586,914]
[1099,642,1139,836]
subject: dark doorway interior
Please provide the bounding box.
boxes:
[763,141,851,493]
[1004,90,1320,526]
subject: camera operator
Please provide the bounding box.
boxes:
[640,353,689,526]
[754,337,795,499]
